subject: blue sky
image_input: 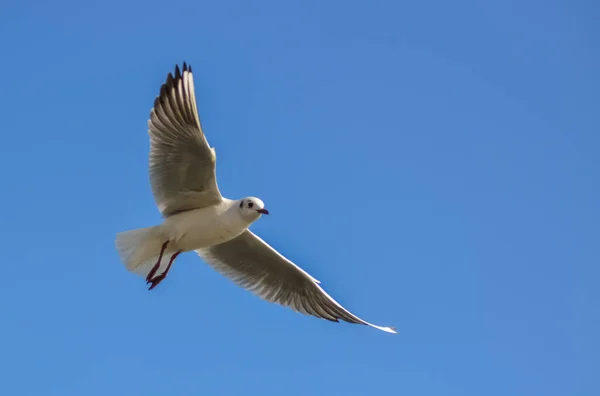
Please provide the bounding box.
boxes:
[0,0,598,395]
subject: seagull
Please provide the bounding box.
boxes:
[115,63,396,334]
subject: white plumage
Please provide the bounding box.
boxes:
[115,63,396,334]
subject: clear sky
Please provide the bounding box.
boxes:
[0,0,598,395]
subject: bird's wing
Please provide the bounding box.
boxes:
[196,230,396,334]
[148,63,222,216]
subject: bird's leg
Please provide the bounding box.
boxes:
[145,241,169,283]
[148,251,181,291]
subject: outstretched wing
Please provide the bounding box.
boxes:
[148,63,222,216]
[196,231,396,333]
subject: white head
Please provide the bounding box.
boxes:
[237,197,269,220]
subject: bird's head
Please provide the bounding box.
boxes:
[238,197,269,220]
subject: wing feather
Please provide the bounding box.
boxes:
[196,231,396,333]
[148,63,222,216]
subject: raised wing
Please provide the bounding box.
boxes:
[148,63,222,216]
[196,231,396,333]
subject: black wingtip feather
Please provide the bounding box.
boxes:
[168,63,192,84]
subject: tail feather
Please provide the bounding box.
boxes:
[116,226,166,277]
[128,256,169,278]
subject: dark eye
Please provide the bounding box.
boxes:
[248,202,254,208]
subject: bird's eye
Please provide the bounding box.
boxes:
[248,202,254,208]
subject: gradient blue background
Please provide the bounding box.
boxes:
[1,1,598,395]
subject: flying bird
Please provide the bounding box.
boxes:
[115,63,396,334]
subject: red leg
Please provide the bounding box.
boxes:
[148,251,181,291]
[146,241,169,283]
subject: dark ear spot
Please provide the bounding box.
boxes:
[239,201,244,208]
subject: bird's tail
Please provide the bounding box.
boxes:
[115,226,167,278]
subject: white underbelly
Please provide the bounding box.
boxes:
[176,225,243,251]
[161,207,247,252]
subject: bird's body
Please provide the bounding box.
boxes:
[162,199,249,251]
[117,197,264,284]
[116,62,397,334]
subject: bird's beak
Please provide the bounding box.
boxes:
[257,208,269,215]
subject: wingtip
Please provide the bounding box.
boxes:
[372,324,398,334]
[385,326,398,334]
[180,61,192,74]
